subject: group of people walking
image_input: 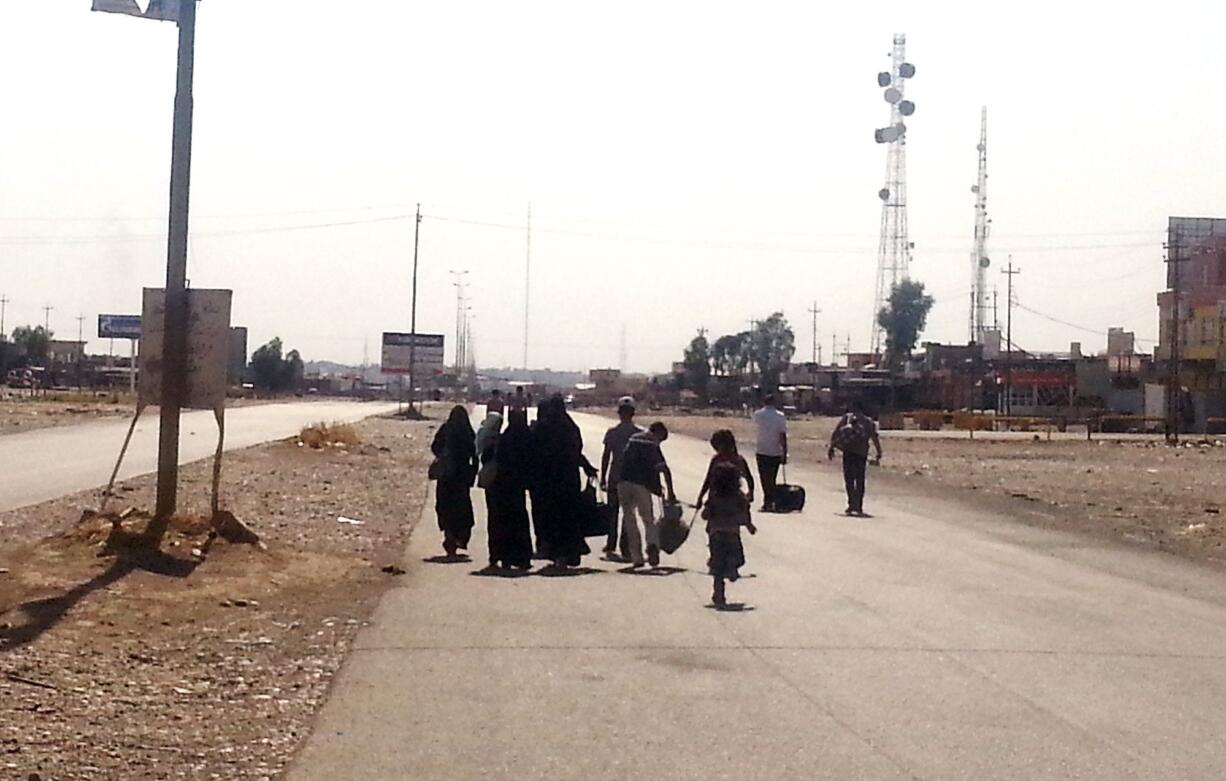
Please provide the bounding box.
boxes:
[430,390,884,605]
[431,394,594,572]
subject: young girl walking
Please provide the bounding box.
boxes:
[701,462,757,608]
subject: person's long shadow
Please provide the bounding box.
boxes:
[1,528,200,654]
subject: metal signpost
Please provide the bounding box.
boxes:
[98,314,142,395]
[93,0,199,519]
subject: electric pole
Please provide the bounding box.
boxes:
[1166,231,1183,443]
[450,270,470,373]
[156,0,198,521]
[408,203,422,412]
[523,203,531,370]
[42,305,53,336]
[808,302,821,366]
[0,295,8,376]
[1001,257,1020,416]
[76,315,85,389]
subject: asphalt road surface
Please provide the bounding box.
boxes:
[286,409,1226,780]
[0,400,398,513]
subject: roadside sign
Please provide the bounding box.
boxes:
[140,288,232,409]
[98,314,143,340]
[381,332,445,375]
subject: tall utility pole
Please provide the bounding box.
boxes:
[523,203,531,370]
[450,270,470,371]
[831,332,838,367]
[0,295,8,376]
[969,106,991,343]
[42,305,53,335]
[156,0,198,520]
[1001,257,1020,416]
[808,302,822,365]
[1166,231,1183,443]
[408,203,422,411]
[76,315,86,389]
[871,33,918,354]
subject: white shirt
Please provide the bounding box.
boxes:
[753,406,788,456]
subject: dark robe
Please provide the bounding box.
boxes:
[529,407,591,566]
[432,420,478,549]
[487,418,533,569]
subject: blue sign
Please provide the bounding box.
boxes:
[98,314,142,340]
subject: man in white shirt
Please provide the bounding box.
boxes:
[753,394,788,512]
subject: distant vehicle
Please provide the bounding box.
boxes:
[5,368,34,388]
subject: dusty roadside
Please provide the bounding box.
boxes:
[612,410,1226,566]
[0,414,433,780]
[0,395,292,437]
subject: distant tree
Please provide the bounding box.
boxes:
[877,279,934,371]
[711,334,739,376]
[11,325,52,365]
[250,337,305,393]
[749,313,795,393]
[282,348,304,391]
[682,331,712,401]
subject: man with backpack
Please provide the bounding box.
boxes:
[827,401,883,516]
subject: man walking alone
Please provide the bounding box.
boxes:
[753,394,788,512]
[827,401,883,516]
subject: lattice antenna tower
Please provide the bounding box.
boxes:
[969,106,991,343]
[871,34,917,355]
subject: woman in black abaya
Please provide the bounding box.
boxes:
[431,405,478,557]
[486,408,534,570]
[529,395,596,569]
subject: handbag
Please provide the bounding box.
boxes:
[477,457,498,489]
[657,501,694,555]
[428,458,445,481]
[578,478,613,538]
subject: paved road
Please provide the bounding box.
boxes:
[0,400,398,512]
[287,411,1226,780]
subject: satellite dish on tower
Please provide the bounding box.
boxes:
[877,72,892,87]
[899,100,915,116]
[884,87,902,104]
[878,188,891,201]
[979,256,991,269]
[899,62,916,78]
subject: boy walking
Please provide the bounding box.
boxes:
[617,422,677,568]
[600,397,642,558]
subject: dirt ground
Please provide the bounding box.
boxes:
[0,394,288,437]
[0,398,132,435]
[626,411,1226,566]
[0,414,434,780]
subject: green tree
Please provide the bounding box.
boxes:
[11,325,52,365]
[250,337,305,393]
[877,279,935,371]
[682,331,712,401]
[749,313,795,393]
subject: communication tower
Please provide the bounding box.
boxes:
[871,34,917,355]
[969,106,991,343]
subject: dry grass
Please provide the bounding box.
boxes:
[298,421,361,449]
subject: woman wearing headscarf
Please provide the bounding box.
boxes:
[486,409,534,570]
[529,395,597,569]
[431,405,479,557]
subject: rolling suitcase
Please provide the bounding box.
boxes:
[772,466,806,513]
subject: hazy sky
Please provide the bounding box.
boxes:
[1,1,1221,373]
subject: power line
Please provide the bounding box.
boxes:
[1015,301,1157,343]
